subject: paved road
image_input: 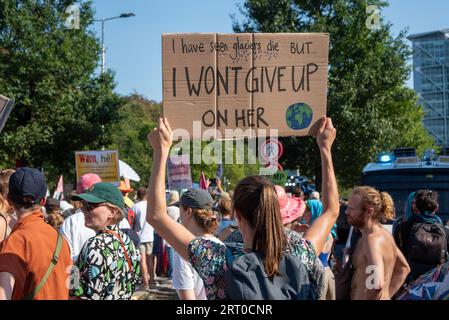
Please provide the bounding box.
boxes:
[131,277,178,300]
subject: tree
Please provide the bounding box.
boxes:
[108,94,161,187]
[108,94,259,192]
[0,0,119,186]
[233,0,435,187]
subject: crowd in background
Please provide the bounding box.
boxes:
[0,117,449,300]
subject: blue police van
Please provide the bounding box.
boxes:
[361,147,449,223]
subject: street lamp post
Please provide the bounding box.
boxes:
[94,13,135,74]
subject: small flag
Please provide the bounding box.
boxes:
[199,171,207,190]
[53,175,64,200]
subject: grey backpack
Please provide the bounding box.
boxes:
[224,247,317,300]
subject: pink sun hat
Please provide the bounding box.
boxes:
[274,185,306,225]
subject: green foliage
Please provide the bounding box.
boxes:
[0,0,120,187]
[234,0,435,187]
[108,94,162,188]
[173,139,261,191]
[108,94,259,192]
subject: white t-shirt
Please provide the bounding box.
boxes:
[60,209,131,262]
[60,209,96,262]
[167,206,180,222]
[165,206,181,248]
[172,236,223,300]
[132,200,154,243]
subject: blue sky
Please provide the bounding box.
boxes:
[90,0,449,102]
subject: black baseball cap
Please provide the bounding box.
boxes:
[9,167,47,206]
[174,189,214,209]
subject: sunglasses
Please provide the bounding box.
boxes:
[82,201,105,212]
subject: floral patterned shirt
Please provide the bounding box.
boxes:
[70,224,141,300]
[188,228,324,300]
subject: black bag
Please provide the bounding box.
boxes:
[335,257,354,300]
[224,248,317,300]
[407,222,447,279]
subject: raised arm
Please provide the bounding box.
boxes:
[146,118,195,260]
[304,117,339,255]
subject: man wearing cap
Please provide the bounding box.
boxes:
[0,167,72,300]
[70,182,140,300]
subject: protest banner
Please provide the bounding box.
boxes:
[75,150,120,186]
[0,94,15,134]
[162,33,329,139]
[167,154,193,190]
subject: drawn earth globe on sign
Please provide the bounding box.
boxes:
[285,102,313,130]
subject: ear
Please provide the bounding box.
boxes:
[366,207,375,219]
[40,197,47,207]
[107,207,118,221]
[186,207,193,218]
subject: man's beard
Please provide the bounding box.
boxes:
[348,215,365,229]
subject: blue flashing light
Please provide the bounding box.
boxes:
[378,152,394,163]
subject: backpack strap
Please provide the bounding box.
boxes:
[23,232,63,300]
[102,229,133,271]
[225,247,236,268]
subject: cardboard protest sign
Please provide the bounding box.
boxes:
[0,94,14,134]
[270,171,289,187]
[167,154,193,190]
[162,33,329,139]
[75,150,120,186]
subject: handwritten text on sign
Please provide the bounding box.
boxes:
[162,33,329,139]
[75,150,120,186]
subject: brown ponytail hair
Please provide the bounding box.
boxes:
[233,176,287,278]
[352,186,396,222]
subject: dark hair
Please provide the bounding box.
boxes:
[233,176,287,278]
[415,189,438,213]
[137,187,147,201]
[292,187,304,198]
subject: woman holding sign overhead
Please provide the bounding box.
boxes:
[146,117,339,300]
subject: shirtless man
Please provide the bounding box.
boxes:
[346,186,410,300]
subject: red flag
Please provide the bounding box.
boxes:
[53,175,64,200]
[199,171,207,190]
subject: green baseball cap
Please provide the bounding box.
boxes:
[72,182,124,208]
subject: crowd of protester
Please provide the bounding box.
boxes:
[0,116,449,300]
